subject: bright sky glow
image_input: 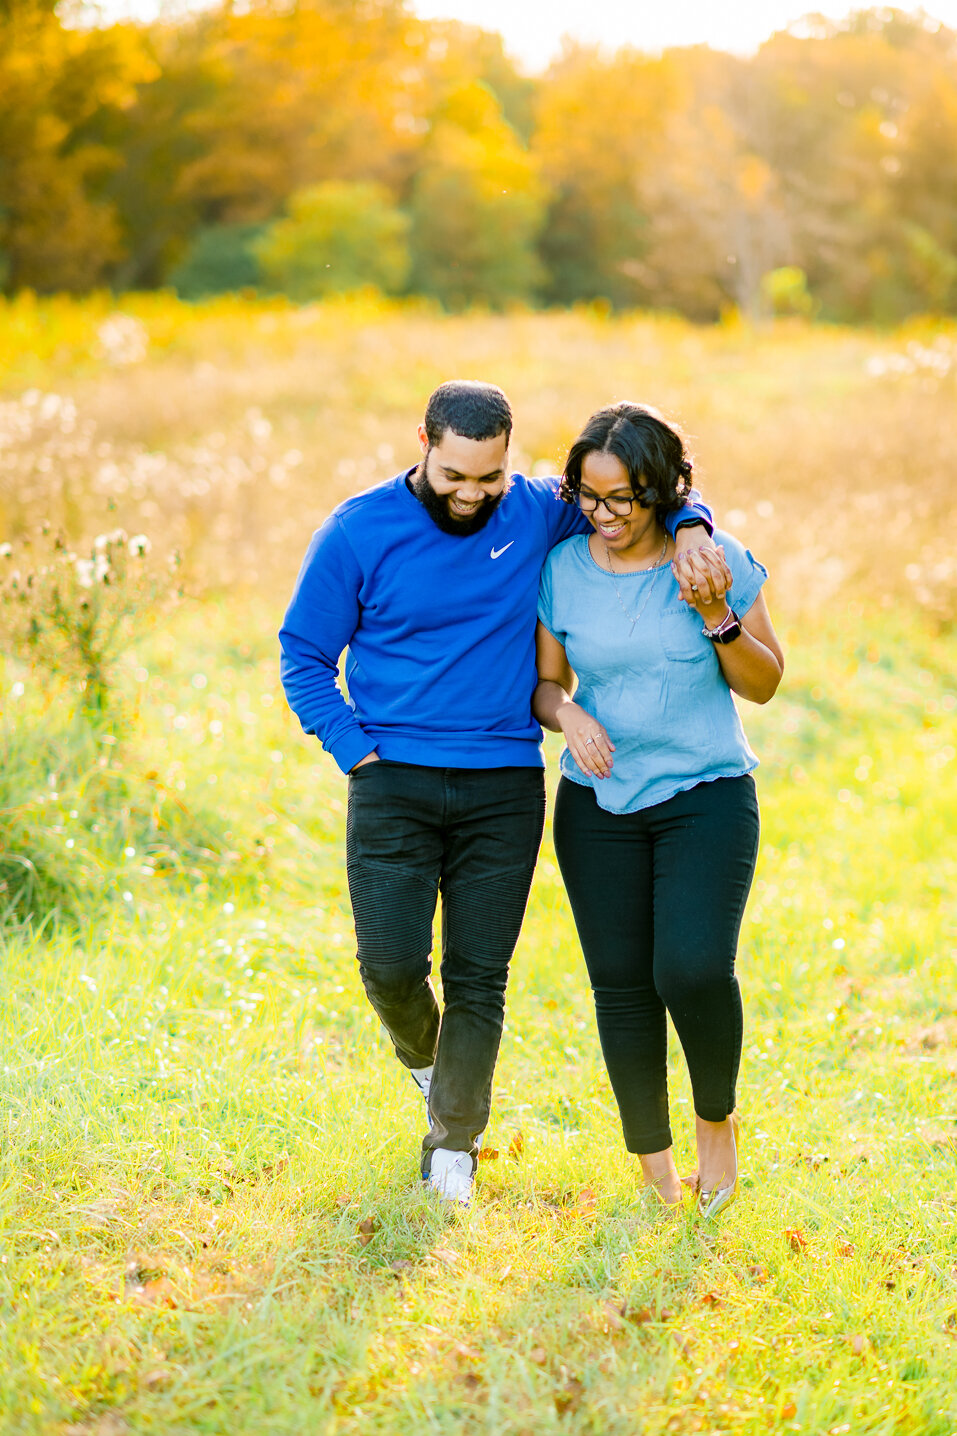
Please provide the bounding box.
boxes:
[410,0,957,70]
[88,0,957,71]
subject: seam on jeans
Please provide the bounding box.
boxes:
[347,856,438,885]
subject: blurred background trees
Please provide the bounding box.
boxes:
[2,0,957,320]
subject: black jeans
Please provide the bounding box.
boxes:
[346,761,546,1172]
[554,774,759,1155]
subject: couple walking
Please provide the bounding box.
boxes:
[279,382,783,1212]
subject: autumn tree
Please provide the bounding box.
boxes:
[408,81,545,308]
[532,45,678,308]
[0,1,154,290]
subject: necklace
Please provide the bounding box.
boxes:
[603,535,669,636]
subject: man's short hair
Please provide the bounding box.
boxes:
[423,381,512,447]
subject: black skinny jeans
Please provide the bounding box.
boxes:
[346,760,546,1172]
[554,774,759,1155]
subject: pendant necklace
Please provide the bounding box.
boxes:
[603,534,669,636]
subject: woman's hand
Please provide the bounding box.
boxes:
[672,544,734,626]
[558,702,616,778]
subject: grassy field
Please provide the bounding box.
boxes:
[1,297,956,1434]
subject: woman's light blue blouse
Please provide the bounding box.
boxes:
[537,528,768,815]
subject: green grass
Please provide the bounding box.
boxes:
[1,604,956,1434]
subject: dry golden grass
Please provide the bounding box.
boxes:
[1,294,955,622]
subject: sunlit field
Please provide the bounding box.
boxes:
[1,296,956,1435]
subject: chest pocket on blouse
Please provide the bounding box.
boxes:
[659,604,711,662]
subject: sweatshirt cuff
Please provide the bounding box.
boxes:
[328,727,377,775]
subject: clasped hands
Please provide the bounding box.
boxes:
[671,543,734,627]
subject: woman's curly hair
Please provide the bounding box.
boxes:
[558,402,694,523]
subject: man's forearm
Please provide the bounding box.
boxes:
[279,633,374,774]
[668,489,714,539]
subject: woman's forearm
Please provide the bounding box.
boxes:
[533,679,576,731]
[713,630,783,704]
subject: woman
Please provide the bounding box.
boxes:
[533,402,783,1215]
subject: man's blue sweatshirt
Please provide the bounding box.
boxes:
[279,470,712,774]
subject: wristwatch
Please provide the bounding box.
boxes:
[703,608,742,644]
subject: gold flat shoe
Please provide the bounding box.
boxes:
[697,1113,739,1220]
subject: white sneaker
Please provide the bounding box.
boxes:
[425,1148,474,1206]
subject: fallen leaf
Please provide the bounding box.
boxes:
[554,1370,584,1414]
[780,1400,797,1419]
[910,1020,957,1051]
[835,1240,856,1259]
[680,1172,699,1191]
[918,1126,956,1150]
[600,1298,626,1331]
[63,1419,130,1436]
[123,1254,179,1307]
[135,1277,179,1308]
[390,1259,413,1276]
[838,1144,873,1172]
[477,1147,500,1162]
[260,1154,290,1178]
[428,1246,459,1267]
[357,1216,378,1246]
[747,1264,769,1283]
[848,1333,868,1356]
[335,1193,352,1207]
[141,1368,172,1389]
[528,1347,548,1365]
[627,1305,653,1326]
[699,1291,721,1307]
[784,1226,809,1252]
[508,1131,525,1160]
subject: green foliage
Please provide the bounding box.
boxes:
[761,266,817,317]
[168,222,266,298]
[256,182,410,300]
[901,223,957,313]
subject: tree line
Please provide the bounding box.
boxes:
[2,0,956,320]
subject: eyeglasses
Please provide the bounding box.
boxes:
[575,489,641,517]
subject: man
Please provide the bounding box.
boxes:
[279,381,713,1204]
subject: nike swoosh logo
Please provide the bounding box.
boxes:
[490,542,514,559]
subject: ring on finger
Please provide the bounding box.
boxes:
[584,736,596,746]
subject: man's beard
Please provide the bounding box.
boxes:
[410,456,509,537]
